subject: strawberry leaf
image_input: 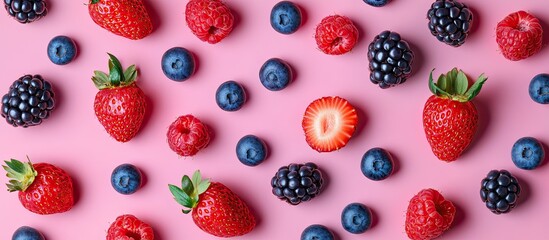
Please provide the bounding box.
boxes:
[455,70,468,95]
[191,170,201,190]
[181,175,194,196]
[429,69,450,97]
[465,73,488,101]
[197,179,210,195]
[107,53,124,87]
[123,65,137,84]
[437,75,447,92]
[169,184,194,208]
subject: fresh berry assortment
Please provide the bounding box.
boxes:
[259,58,293,91]
[301,224,335,240]
[236,135,268,166]
[185,0,234,44]
[496,11,543,61]
[480,170,521,214]
[270,1,302,34]
[423,68,487,162]
[47,36,77,65]
[92,54,147,142]
[1,74,55,127]
[367,30,414,88]
[361,147,394,181]
[11,226,44,240]
[341,203,373,234]
[161,47,195,82]
[169,170,256,237]
[405,188,456,240]
[302,96,358,152]
[2,0,549,239]
[4,0,47,24]
[315,15,359,55]
[3,158,74,215]
[529,73,549,104]
[88,0,153,40]
[106,214,154,240]
[167,114,211,157]
[215,80,246,111]
[427,0,473,47]
[271,162,324,205]
[111,163,142,195]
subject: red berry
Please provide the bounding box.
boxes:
[107,214,154,240]
[88,0,153,40]
[496,11,543,61]
[405,189,456,240]
[185,0,234,44]
[315,15,359,55]
[167,115,211,156]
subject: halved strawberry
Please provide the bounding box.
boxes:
[302,96,359,152]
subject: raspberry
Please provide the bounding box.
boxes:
[107,214,154,240]
[185,0,234,44]
[496,11,543,61]
[315,15,359,55]
[405,189,455,240]
[167,114,211,157]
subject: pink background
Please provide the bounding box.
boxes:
[1,0,549,239]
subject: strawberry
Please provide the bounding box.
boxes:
[496,11,543,61]
[3,158,74,215]
[88,0,153,40]
[185,0,234,44]
[92,54,147,143]
[107,214,154,240]
[169,170,256,238]
[423,68,487,162]
[167,114,211,157]
[405,189,456,240]
[315,15,359,55]
[302,96,359,152]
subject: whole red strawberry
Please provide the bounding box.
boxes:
[93,54,147,143]
[496,11,543,61]
[315,15,359,55]
[169,170,256,237]
[107,214,154,240]
[167,115,211,156]
[88,0,153,40]
[186,0,234,44]
[405,189,456,240]
[423,68,487,162]
[3,158,74,215]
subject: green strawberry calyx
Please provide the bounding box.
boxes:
[429,68,487,102]
[2,158,37,192]
[92,53,137,90]
[169,170,211,214]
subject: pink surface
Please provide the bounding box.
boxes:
[1,0,549,239]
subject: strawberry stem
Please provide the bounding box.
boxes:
[91,54,138,90]
[2,158,37,192]
[429,68,487,102]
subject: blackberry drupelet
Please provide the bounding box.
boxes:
[271,162,324,205]
[367,30,414,89]
[4,0,48,24]
[1,75,55,127]
[427,0,473,47]
[480,170,521,214]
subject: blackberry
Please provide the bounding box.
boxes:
[271,162,324,205]
[480,170,521,214]
[1,74,55,127]
[4,0,48,24]
[367,30,414,89]
[427,0,473,47]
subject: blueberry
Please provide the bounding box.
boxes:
[529,73,549,104]
[341,203,373,234]
[236,135,268,166]
[47,35,77,65]
[270,1,302,34]
[161,47,195,81]
[363,0,389,7]
[12,226,44,240]
[215,81,246,111]
[511,137,545,170]
[259,58,293,91]
[361,147,394,181]
[300,224,334,240]
[111,163,142,195]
